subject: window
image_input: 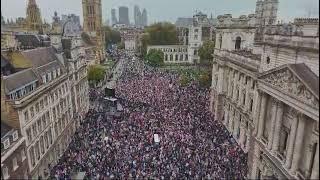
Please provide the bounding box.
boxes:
[32,124,37,138]
[30,107,34,118]
[44,96,48,106]
[24,111,29,122]
[29,147,35,166]
[194,29,198,33]
[194,35,198,40]
[4,139,10,149]
[35,103,39,113]
[250,99,254,112]
[40,100,44,109]
[242,93,246,105]
[12,131,18,141]
[42,75,46,83]
[266,56,270,64]
[219,35,223,49]
[35,142,40,160]
[13,157,18,170]
[21,150,26,161]
[2,166,9,179]
[235,36,241,50]
[40,136,44,154]
[37,120,42,133]
[279,129,289,158]
[53,70,57,79]
[27,128,32,142]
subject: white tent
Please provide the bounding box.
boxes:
[154,134,160,143]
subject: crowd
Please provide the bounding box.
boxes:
[49,51,248,179]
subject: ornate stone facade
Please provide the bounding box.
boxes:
[82,0,105,64]
[210,1,319,179]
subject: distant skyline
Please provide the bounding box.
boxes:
[1,0,319,25]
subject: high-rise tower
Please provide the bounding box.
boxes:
[255,0,278,26]
[82,0,105,63]
[142,8,147,26]
[111,9,118,26]
[25,0,43,32]
[119,6,129,25]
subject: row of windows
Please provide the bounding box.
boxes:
[26,111,50,143]
[154,48,188,53]
[1,150,26,180]
[29,129,53,168]
[54,110,71,140]
[8,83,37,100]
[42,68,61,84]
[164,54,189,62]
[24,81,69,122]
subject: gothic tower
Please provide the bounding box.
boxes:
[255,0,278,26]
[25,0,43,33]
[82,0,105,63]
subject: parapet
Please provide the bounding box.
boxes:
[294,18,319,25]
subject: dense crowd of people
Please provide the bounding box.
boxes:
[50,50,248,179]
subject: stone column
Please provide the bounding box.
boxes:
[229,108,234,132]
[233,112,239,138]
[290,115,306,174]
[232,73,238,101]
[253,91,262,135]
[284,111,299,169]
[224,107,229,125]
[267,99,278,150]
[239,125,246,148]
[311,142,319,179]
[272,101,284,153]
[228,70,233,97]
[244,80,251,111]
[257,93,268,139]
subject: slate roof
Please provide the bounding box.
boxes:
[22,47,59,68]
[1,121,12,138]
[175,18,194,27]
[15,34,41,47]
[1,55,9,68]
[3,68,38,93]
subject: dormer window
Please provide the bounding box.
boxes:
[53,70,57,79]
[4,138,10,149]
[57,68,61,76]
[42,75,46,83]
[12,131,18,141]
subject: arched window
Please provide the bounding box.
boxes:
[170,54,173,61]
[165,54,168,61]
[235,36,241,50]
[180,55,183,61]
[219,34,223,49]
[175,54,178,61]
[194,50,197,55]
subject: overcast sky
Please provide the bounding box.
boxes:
[1,0,319,25]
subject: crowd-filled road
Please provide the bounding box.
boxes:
[50,49,248,179]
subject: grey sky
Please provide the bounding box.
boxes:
[1,0,319,25]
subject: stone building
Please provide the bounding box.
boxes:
[147,45,189,64]
[82,0,105,64]
[1,121,29,179]
[1,36,89,178]
[148,12,215,64]
[210,1,319,179]
[25,0,43,33]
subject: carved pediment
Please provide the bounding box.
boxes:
[260,67,319,109]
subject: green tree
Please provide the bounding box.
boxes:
[88,65,106,84]
[140,22,178,57]
[198,70,212,88]
[180,73,191,87]
[103,26,121,47]
[145,49,164,67]
[198,40,215,65]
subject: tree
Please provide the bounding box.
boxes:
[198,70,212,88]
[145,49,164,67]
[179,73,191,87]
[141,22,179,57]
[198,40,215,65]
[88,65,106,84]
[103,26,121,48]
